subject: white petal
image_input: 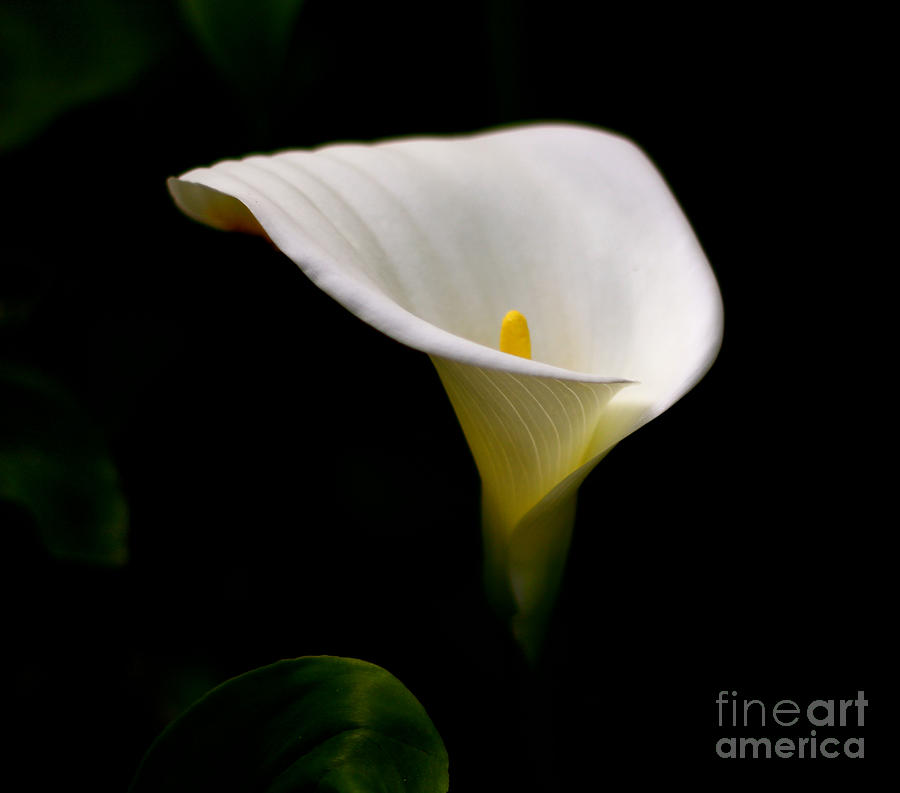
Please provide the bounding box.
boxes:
[169,123,723,657]
[169,123,721,404]
[432,356,647,660]
[431,357,630,533]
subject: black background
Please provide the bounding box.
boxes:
[1,2,886,790]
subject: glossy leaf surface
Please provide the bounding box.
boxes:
[129,656,449,793]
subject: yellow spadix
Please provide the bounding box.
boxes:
[499,310,532,359]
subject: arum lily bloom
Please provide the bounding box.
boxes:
[168,123,723,660]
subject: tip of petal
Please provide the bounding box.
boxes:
[167,177,267,236]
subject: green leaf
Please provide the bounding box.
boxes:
[129,656,450,793]
[0,366,128,565]
[0,0,171,150]
[178,0,305,98]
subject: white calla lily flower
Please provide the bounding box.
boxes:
[168,123,723,659]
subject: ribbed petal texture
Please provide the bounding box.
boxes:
[168,124,724,659]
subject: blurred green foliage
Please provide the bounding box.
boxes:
[0,0,173,150]
[0,0,311,151]
[1,0,312,560]
[0,365,128,565]
[178,0,306,102]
